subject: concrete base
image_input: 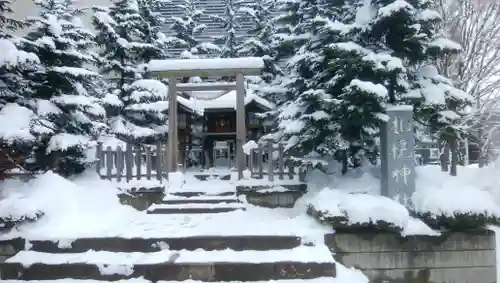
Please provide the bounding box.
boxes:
[118,191,165,211]
[324,231,496,283]
[237,185,307,208]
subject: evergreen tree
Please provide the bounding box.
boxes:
[171,0,220,59]
[114,79,168,144]
[0,0,24,37]
[0,0,41,175]
[93,0,153,91]
[93,0,169,143]
[210,0,245,59]
[270,0,469,173]
[0,0,36,105]
[17,0,106,176]
[137,0,180,63]
[326,0,469,169]
[269,0,342,163]
[238,0,281,82]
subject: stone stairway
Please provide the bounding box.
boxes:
[147,191,246,214]
[0,235,336,281]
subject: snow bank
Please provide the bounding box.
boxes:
[304,164,500,235]
[413,165,500,218]
[304,188,437,236]
[0,171,137,239]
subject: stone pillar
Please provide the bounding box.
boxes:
[236,73,246,180]
[167,76,178,174]
[380,105,416,206]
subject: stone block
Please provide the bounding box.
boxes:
[338,250,494,269]
[0,262,336,281]
[26,235,302,253]
[362,267,495,283]
[326,231,495,253]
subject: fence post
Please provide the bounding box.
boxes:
[135,145,142,180]
[96,142,103,176]
[125,143,133,182]
[105,146,113,181]
[258,144,264,179]
[145,146,152,180]
[267,140,274,182]
[156,141,163,182]
[278,143,284,180]
[288,160,295,180]
[248,149,255,175]
[116,146,124,182]
[163,144,168,179]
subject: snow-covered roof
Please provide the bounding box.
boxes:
[174,89,274,115]
[121,78,273,115]
[148,57,264,77]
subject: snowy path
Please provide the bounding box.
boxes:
[6,245,335,265]
[1,206,330,240]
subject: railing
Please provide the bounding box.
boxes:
[95,140,301,182]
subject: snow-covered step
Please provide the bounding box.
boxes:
[1,278,338,283]
[18,235,302,253]
[6,245,334,264]
[169,191,235,197]
[1,279,150,283]
[1,246,336,281]
[162,194,241,204]
[147,202,245,214]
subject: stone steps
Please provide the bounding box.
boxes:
[147,203,245,214]
[162,199,241,204]
[162,193,242,205]
[1,262,334,281]
[2,278,338,283]
[4,235,302,252]
[149,192,243,214]
[169,191,236,197]
[0,238,336,281]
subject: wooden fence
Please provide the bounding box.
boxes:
[96,140,300,182]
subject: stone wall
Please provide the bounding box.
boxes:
[325,231,496,283]
[0,239,18,263]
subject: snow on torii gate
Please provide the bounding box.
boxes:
[148,57,265,180]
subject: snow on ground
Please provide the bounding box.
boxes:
[414,164,500,217]
[0,169,369,282]
[0,171,328,240]
[303,187,438,236]
[7,245,334,265]
[302,162,500,236]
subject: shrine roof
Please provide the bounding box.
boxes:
[170,88,274,115]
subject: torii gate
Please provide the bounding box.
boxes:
[148,57,265,180]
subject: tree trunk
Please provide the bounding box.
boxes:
[341,150,348,175]
[450,140,458,176]
[440,140,449,172]
[478,126,486,168]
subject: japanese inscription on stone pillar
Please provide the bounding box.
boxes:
[380,106,416,206]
